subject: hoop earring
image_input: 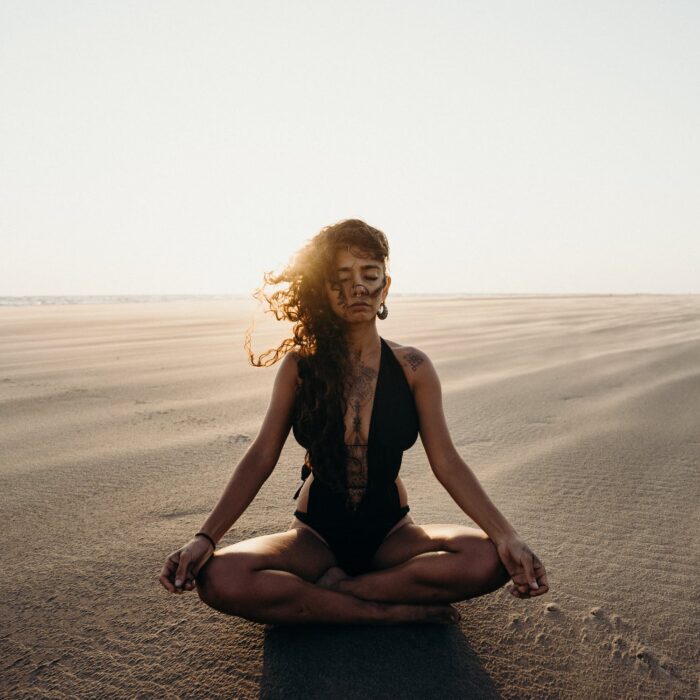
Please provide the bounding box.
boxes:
[377,302,388,320]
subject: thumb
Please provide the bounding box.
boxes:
[175,552,191,587]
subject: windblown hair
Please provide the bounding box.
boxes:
[244,218,390,494]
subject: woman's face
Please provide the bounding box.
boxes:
[324,247,390,323]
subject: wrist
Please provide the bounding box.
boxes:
[195,531,217,550]
[490,526,519,548]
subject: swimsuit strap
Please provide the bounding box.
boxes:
[293,463,312,500]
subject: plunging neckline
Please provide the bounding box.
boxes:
[344,336,385,452]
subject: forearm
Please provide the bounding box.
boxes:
[434,457,518,545]
[198,447,276,544]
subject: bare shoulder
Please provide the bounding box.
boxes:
[276,349,303,389]
[277,349,300,369]
[384,339,433,389]
[282,348,301,363]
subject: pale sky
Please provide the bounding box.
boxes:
[1,1,698,296]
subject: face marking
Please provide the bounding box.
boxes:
[326,248,389,318]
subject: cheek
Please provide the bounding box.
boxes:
[326,280,349,307]
[368,277,387,299]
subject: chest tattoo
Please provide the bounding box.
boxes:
[344,358,378,509]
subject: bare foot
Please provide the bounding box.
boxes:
[381,602,461,625]
[315,566,352,591]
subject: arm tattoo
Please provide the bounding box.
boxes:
[404,352,424,372]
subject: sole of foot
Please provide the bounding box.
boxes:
[315,566,353,591]
[385,603,461,625]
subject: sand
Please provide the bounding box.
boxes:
[1,295,698,699]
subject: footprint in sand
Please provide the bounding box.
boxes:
[535,631,552,648]
[583,606,680,681]
[507,614,524,628]
[544,602,561,615]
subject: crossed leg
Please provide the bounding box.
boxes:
[196,522,510,625]
[333,523,511,604]
[195,527,459,625]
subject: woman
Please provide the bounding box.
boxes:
[159,219,549,625]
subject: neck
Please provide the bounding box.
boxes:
[343,323,381,361]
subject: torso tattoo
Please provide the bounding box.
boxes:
[344,354,378,510]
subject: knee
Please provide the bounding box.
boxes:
[486,541,511,590]
[195,556,225,608]
[451,534,510,596]
[196,553,254,615]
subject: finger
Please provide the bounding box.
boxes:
[511,571,527,586]
[161,553,178,576]
[158,556,179,592]
[509,572,530,594]
[507,582,527,598]
[174,552,191,588]
[516,582,551,599]
[512,574,529,591]
[529,583,549,597]
[522,552,539,591]
[159,572,176,593]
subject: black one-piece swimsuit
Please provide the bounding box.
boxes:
[292,337,419,576]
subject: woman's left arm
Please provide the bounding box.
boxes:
[408,347,549,598]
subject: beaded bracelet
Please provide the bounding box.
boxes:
[195,531,216,550]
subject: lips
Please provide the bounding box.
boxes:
[349,303,370,308]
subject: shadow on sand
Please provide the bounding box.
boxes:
[259,622,501,699]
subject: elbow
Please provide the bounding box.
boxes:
[246,443,278,477]
[430,451,467,483]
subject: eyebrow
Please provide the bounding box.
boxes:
[336,264,382,272]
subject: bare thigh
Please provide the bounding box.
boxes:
[370,522,495,571]
[202,527,339,584]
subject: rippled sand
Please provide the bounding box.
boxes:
[1,295,698,698]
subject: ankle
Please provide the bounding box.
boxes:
[337,576,366,599]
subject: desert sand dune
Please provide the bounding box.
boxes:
[1,295,698,698]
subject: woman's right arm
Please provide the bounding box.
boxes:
[159,351,300,593]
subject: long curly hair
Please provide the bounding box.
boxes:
[244,218,390,495]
